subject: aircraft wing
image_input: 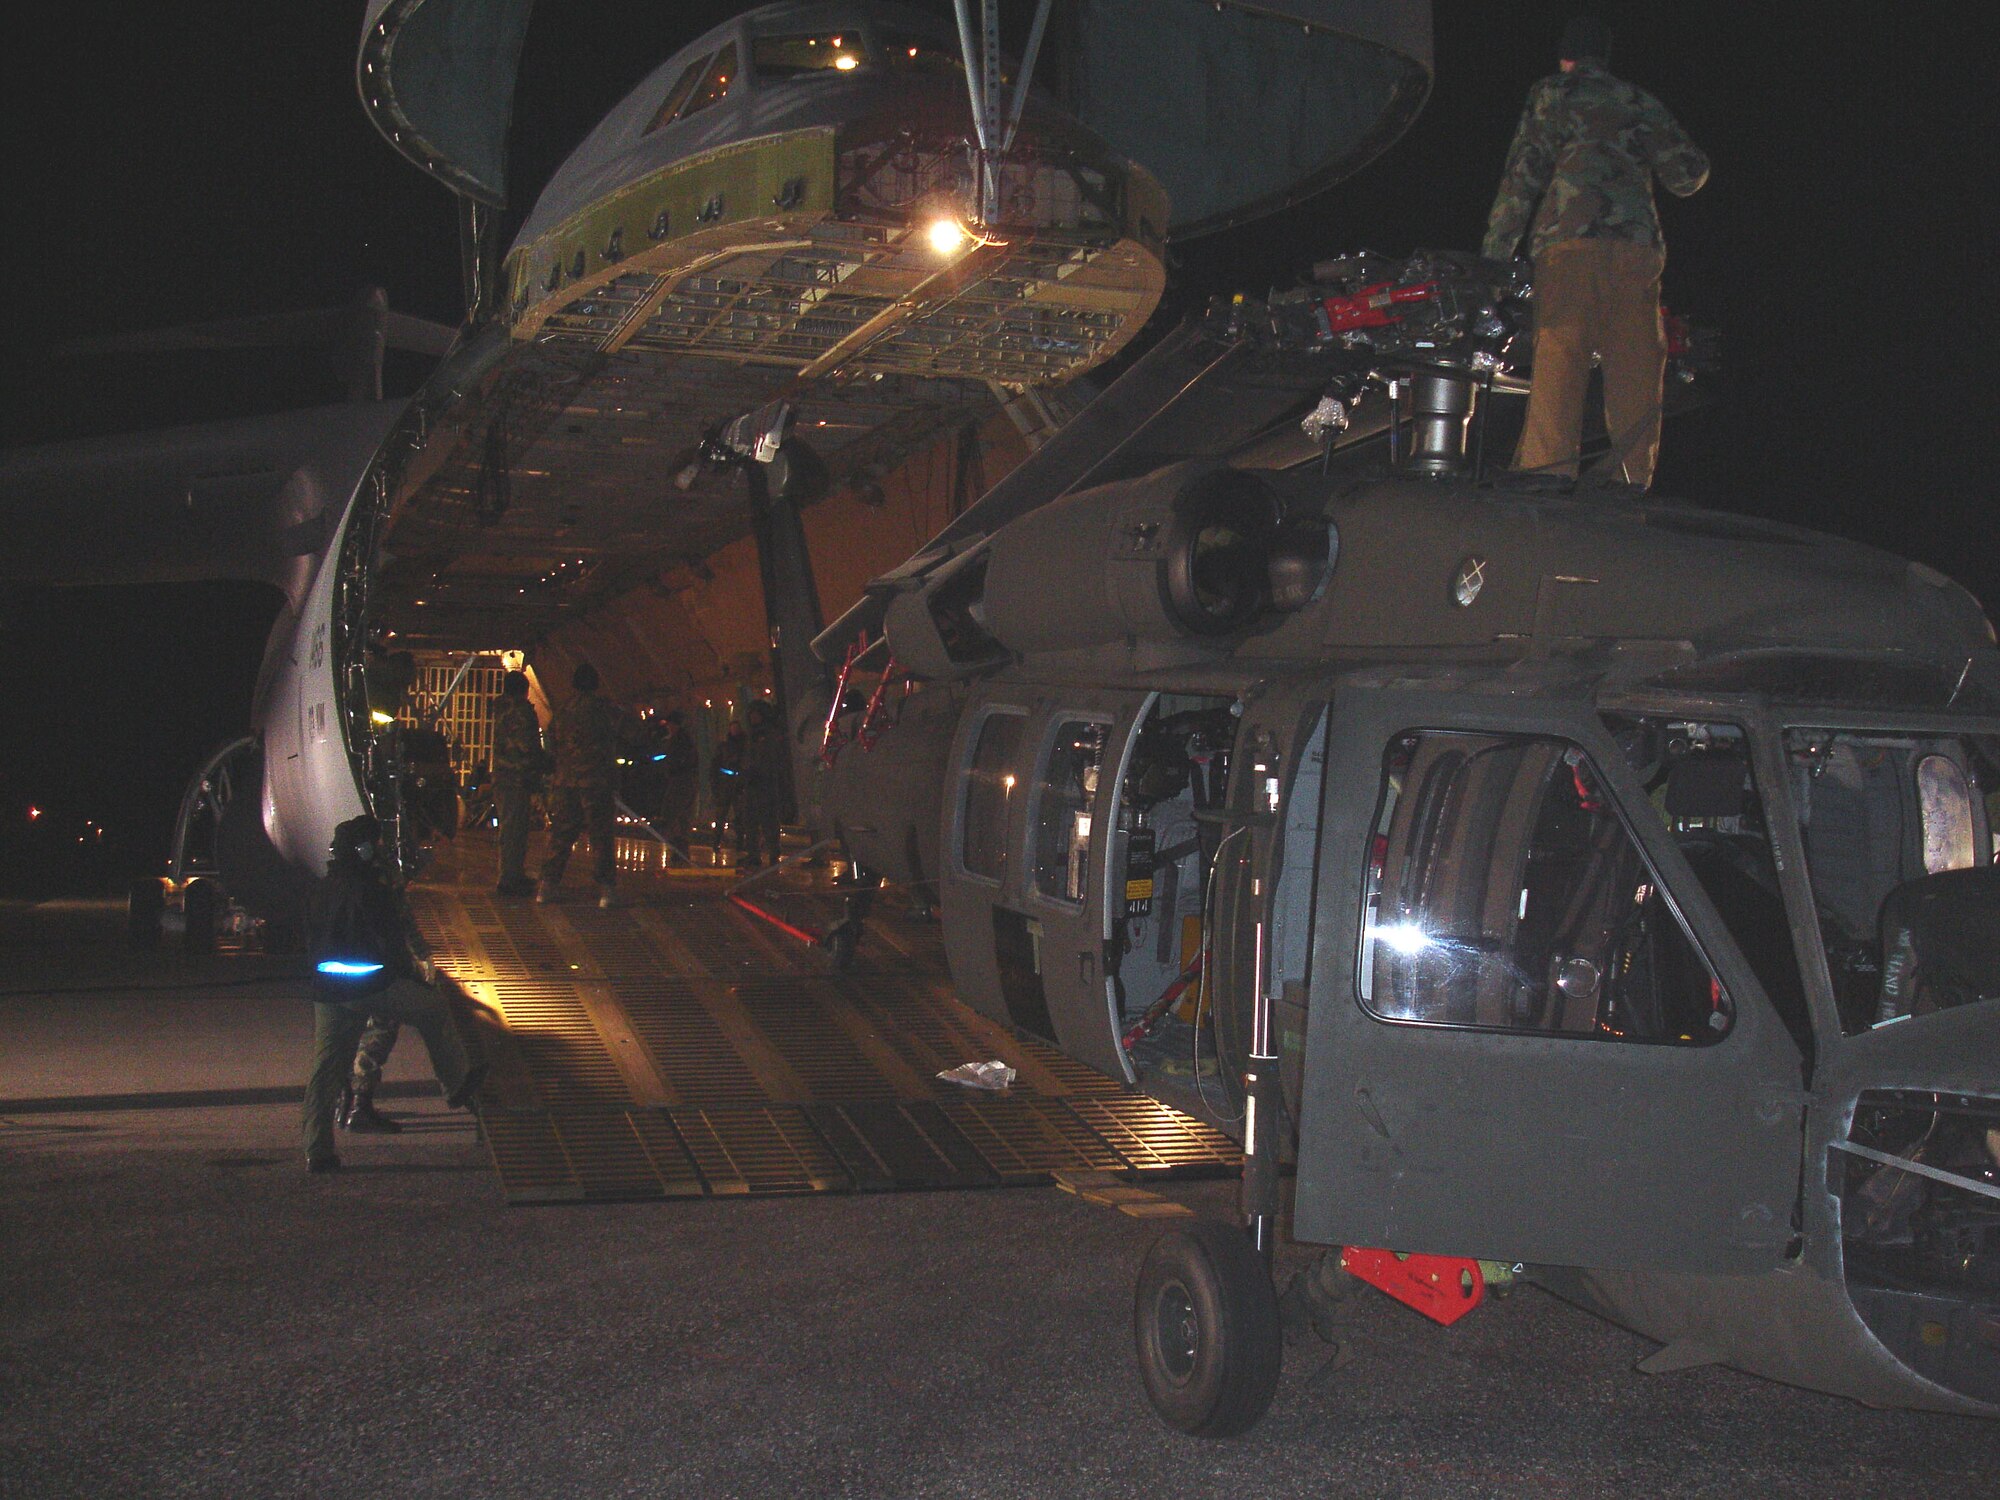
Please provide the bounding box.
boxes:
[0,402,402,592]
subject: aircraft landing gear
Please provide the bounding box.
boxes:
[1134,1220,1282,1436]
[1135,868,1286,1435]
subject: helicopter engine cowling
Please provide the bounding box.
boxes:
[976,463,1295,658]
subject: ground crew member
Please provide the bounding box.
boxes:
[656,710,701,860]
[712,720,747,851]
[621,706,668,833]
[1483,16,1708,492]
[737,700,787,869]
[538,662,626,907]
[490,671,543,898]
[304,815,485,1173]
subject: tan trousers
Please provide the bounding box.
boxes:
[1513,238,1668,488]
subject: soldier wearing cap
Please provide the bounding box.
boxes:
[1484,16,1709,493]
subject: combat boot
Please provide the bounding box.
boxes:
[344,1091,402,1133]
[334,1083,355,1130]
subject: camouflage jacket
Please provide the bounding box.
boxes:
[1483,61,1708,264]
[545,690,624,789]
[490,695,544,784]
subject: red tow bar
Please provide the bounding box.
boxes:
[1339,1247,1485,1325]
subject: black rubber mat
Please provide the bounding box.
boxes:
[411,851,1240,1205]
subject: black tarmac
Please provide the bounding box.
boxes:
[5,1091,1995,1499]
[5,903,1996,1497]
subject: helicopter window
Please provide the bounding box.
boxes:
[753,32,869,79]
[1602,715,1814,1057]
[1032,720,1109,907]
[1787,729,1996,1032]
[644,53,714,134]
[1358,731,1733,1045]
[959,708,1026,884]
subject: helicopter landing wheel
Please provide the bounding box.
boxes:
[1134,1219,1282,1437]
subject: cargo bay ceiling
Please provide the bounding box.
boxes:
[355,1,1432,683]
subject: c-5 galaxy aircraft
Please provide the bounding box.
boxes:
[1,0,1426,928]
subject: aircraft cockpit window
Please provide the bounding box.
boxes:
[1787,728,1997,1032]
[683,43,739,118]
[959,709,1026,884]
[644,53,714,134]
[1358,731,1733,1045]
[1603,715,1813,1056]
[753,33,869,78]
[646,43,738,134]
[1033,720,1109,906]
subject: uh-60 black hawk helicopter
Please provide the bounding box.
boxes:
[700,238,2000,1433]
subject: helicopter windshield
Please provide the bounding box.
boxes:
[1786,728,1999,1032]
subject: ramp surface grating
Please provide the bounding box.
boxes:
[410,864,1237,1205]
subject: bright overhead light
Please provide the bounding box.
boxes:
[925,217,967,255]
[834,54,857,70]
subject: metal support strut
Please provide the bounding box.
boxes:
[1241,878,1281,1264]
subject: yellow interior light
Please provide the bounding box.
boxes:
[926,217,967,255]
[370,710,396,726]
[834,54,857,70]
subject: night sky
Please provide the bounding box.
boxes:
[3,1,1994,896]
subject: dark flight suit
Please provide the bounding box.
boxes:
[304,856,478,1165]
[540,688,625,889]
[657,723,700,858]
[621,717,668,825]
[1484,59,1709,489]
[737,714,787,867]
[712,726,747,849]
[490,692,544,891]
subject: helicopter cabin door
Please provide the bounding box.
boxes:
[940,689,1143,1081]
[1291,689,1806,1274]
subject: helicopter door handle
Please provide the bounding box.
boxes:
[1077,951,1096,985]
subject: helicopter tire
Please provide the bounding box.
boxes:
[182,878,218,954]
[1134,1219,1282,1438]
[127,878,165,950]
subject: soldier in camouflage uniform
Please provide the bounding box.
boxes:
[537,662,627,907]
[490,670,544,898]
[1483,16,1708,492]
